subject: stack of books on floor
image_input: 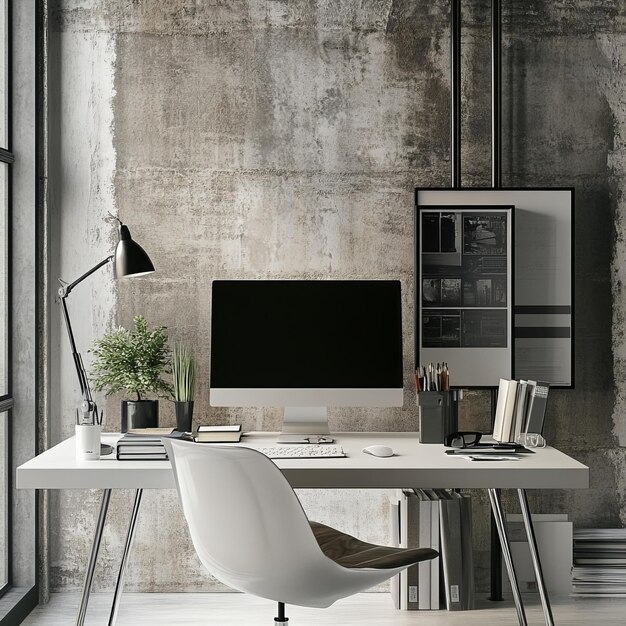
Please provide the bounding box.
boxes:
[493,378,550,443]
[389,489,474,611]
[116,428,175,461]
[572,529,626,596]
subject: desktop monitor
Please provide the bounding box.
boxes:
[210,280,404,442]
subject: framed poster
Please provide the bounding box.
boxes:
[416,188,574,388]
[417,206,514,387]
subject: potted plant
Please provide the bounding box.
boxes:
[91,315,172,432]
[172,342,196,432]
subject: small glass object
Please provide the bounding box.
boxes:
[516,432,546,448]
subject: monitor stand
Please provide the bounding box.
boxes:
[277,407,334,444]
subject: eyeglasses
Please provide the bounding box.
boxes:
[444,431,483,448]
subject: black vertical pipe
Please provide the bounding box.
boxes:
[489,388,504,601]
[451,0,462,188]
[491,0,502,188]
[490,0,504,602]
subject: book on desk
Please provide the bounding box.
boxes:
[194,424,242,443]
[494,378,550,443]
[116,428,188,460]
[117,434,168,461]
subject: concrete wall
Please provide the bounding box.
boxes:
[11,0,37,592]
[47,0,625,593]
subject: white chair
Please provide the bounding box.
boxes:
[163,439,437,624]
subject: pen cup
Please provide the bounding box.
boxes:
[76,424,101,461]
[418,390,461,444]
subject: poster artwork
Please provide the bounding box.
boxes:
[421,211,509,349]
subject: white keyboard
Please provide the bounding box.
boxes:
[247,444,346,459]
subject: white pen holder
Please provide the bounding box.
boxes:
[75,424,101,461]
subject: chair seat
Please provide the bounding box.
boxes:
[310,521,438,570]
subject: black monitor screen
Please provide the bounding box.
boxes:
[210,280,403,389]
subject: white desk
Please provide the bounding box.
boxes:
[17,432,589,626]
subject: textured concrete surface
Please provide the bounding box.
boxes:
[47,0,625,595]
[11,0,37,592]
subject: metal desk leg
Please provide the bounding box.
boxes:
[108,489,143,626]
[488,488,527,626]
[518,489,555,626]
[76,489,112,626]
[490,515,503,600]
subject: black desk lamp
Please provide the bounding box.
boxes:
[58,221,155,454]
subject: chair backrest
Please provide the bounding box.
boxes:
[163,439,329,597]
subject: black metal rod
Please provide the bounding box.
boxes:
[275,601,288,623]
[451,0,462,188]
[491,0,502,188]
[59,255,114,416]
[489,388,503,601]
[65,255,113,295]
[60,296,89,401]
[489,2,504,598]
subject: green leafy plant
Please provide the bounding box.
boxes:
[91,315,173,400]
[172,342,196,402]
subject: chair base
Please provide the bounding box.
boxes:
[275,601,288,623]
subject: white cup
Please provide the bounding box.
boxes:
[76,424,101,461]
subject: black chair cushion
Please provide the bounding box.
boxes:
[310,521,438,570]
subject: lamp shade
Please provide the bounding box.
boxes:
[114,224,155,279]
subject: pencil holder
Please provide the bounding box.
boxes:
[75,424,101,461]
[418,390,461,444]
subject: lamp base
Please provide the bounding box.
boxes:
[101,443,114,456]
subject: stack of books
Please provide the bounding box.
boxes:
[116,428,175,461]
[390,489,474,611]
[493,378,550,443]
[572,529,626,596]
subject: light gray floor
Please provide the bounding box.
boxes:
[22,592,626,625]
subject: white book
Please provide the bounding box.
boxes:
[424,489,440,609]
[388,494,401,609]
[493,378,511,441]
[415,490,431,610]
[498,379,519,443]
[399,490,421,610]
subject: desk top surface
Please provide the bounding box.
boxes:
[16,431,589,491]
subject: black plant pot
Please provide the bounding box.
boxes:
[121,400,159,432]
[175,401,194,433]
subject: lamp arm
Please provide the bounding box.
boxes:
[59,296,92,403]
[58,255,114,420]
[60,255,114,297]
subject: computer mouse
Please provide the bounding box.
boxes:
[362,445,394,458]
